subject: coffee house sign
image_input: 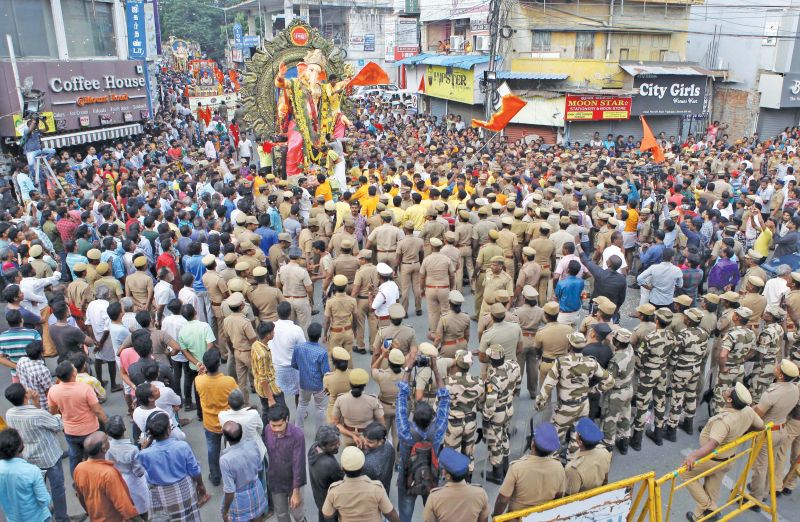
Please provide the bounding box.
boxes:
[631,74,707,116]
[49,75,146,93]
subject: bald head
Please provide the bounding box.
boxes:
[222,420,243,445]
[83,431,109,458]
[227,388,245,410]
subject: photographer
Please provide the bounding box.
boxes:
[21,114,56,192]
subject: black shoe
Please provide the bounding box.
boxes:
[781,487,793,496]
[645,427,664,446]
[416,310,422,316]
[750,504,761,513]
[353,347,367,354]
[664,426,677,443]
[485,465,504,485]
[679,418,694,435]
[702,510,720,521]
[502,456,509,477]
[311,309,320,315]
[630,430,643,451]
[615,438,629,455]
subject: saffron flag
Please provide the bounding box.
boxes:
[418,75,425,93]
[229,70,240,91]
[471,94,526,132]
[348,62,390,87]
[639,115,665,163]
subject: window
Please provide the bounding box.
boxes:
[532,31,551,52]
[649,34,671,61]
[575,32,595,59]
[619,48,629,60]
[62,0,116,57]
[0,0,58,58]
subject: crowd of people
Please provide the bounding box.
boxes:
[1,83,800,522]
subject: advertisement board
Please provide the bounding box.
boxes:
[125,0,147,59]
[364,34,376,52]
[425,65,474,104]
[632,74,706,115]
[780,73,800,108]
[0,60,149,136]
[565,95,631,121]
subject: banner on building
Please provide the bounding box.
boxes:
[565,95,631,121]
[233,23,243,48]
[632,74,706,115]
[364,34,376,52]
[425,65,474,104]
[125,0,146,59]
[780,73,800,107]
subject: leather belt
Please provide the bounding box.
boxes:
[448,412,477,426]
[426,285,449,289]
[377,249,394,253]
[541,357,555,363]
[540,263,551,270]
[442,337,466,346]
[560,398,586,407]
[505,254,514,259]
[377,315,389,321]
[285,295,308,299]
[772,423,785,431]
[357,295,370,299]
[211,301,222,306]
[522,331,537,337]
[379,397,395,406]
[329,325,352,333]
[402,261,418,264]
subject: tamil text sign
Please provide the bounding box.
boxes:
[565,95,631,121]
[125,0,146,59]
[425,65,474,104]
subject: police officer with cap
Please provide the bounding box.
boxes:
[565,418,612,495]
[423,448,489,522]
[493,422,566,517]
[322,446,401,522]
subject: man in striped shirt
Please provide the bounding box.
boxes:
[14,340,52,410]
[0,309,42,380]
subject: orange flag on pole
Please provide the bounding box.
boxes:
[418,75,425,93]
[348,62,390,87]
[471,94,526,132]
[639,115,665,163]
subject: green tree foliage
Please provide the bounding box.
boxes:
[159,0,232,61]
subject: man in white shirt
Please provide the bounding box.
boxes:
[238,137,253,166]
[218,389,266,461]
[271,301,306,403]
[763,264,792,306]
[372,263,400,322]
[602,232,629,274]
[154,268,176,326]
[204,136,217,160]
[19,265,61,315]
[178,273,207,324]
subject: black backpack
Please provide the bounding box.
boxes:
[405,427,439,496]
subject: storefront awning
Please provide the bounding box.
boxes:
[496,71,567,81]
[619,61,714,77]
[395,53,498,69]
[41,123,144,149]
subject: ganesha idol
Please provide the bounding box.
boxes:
[275,49,352,176]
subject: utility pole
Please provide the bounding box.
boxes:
[484,0,503,122]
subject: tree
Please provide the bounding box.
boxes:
[158,0,232,61]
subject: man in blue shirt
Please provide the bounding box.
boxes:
[640,230,666,270]
[554,260,585,330]
[0,428,52,522]
[256,213,279,256]
[291,322,330,430]
[395,359,450,522]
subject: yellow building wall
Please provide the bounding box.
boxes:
[511,57,627,89]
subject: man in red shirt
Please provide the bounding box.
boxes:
[73,431,143,522]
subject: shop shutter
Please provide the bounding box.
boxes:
[504,124,558,145]
[757,108,800,140]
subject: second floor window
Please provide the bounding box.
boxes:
[532,31,551,52]
[575,32,595,59]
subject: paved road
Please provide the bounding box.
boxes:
[0,281,793,522]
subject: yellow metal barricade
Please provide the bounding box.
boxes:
[655,425,778,522]
[494,471,658,522]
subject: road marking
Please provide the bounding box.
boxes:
[679,448,790,522]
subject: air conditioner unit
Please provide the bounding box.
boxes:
[449,36,465,51]
[475,35,491,52]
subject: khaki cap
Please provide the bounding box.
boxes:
[448,290,464,304]
[96,262,110,275]
[403,220,415,230]
[522,246,536,257]
[253,266,268,277]
[720,291,740,302]
[489,302,506,316]
[636,303,656,315]
[593,296,617,315]
[429,238,443,248]
[513,208,525,218]
[674,295,693,307]
[324,201,336,211]
[734,382,752,405]
[459,210,470,219]
[389,303,406,320]
[73,262,88,273]
[246,215,258,225]
[766,304,786,320]
[357,249,372,260]
[228,279,246,292]
[444,231,456,242]
[477,206,489,216]
[349,368,369,386]
[419,343,438,357]
[747,275,765,288]
[501,216,514,226]
[522,285,539,299]
[426,207,438,217]
[29,244,43,257]
[488,229,499,239]
[87,248,102,261]
[332,274,348,286]
[543,301,560,315]
[134,256,147,268]
[278,233,291,242]
[341,446,365,471]
[380,210,392,219]
[239,240,255,250]
[568,332,587,348]
[341,238,354,249]
[781,359,799,378]
[684,308,703,322]
[235,262,249,272]
[224,253,238,265]
[331,346,351,361]
[490,255,505,264]
[388,349,405,365]
[224,292,244,308]
[235,214,247,224]
[202,254,216,266]
[746,249,763,260]
[703,293,721,304]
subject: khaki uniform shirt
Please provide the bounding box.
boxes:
[323,370,351,421]
[396,235,424,264]
[67,279,92,309]
[85,264,99,286]
[479,320,522,360]
[475,244,503,273]
[497,229,518,259]
[530,238,556,270]
[329,232,357,257]
[277,263,312,298]
[514,305,544,345]
[126,271,153,310]
[372,324,417,355]
[223,312,257,352]
[93,276,123,302]
[325,293,358,328]
[420,252,454,285]
[30,258,52,279]
[368,224,404,253]
[534,322,574,359]
[423,481,489,522]
[249,284,284,321]
[322,475,394,522]
[499,455,567,512]
[330,254,360,284]
[353,264,380,298]
[517,261,542,289]
[332,393,384,429]
[756,381,800,425]
[268,244,288,276]
[740,292,767,328]
[701,406,764,459]
[371,368,405,415]
[434,311,470,345]
[565,447,612,495]
[203,270,229,307]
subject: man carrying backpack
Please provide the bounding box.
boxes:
[395,356,451,522]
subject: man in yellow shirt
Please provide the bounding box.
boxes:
[351,176,370,202]
[361,185,379,217]
[315,173,333,201]
[622,200,639,268]
[334,192,352,233]
[754,219,774,258]
[404,192,427,232]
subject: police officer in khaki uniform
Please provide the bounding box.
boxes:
[371,303,418,368]
[480,256,514,316]
[565,418,612,495]
[92,262,123,302]
[324,347,352,423]
[472,230,503,318]
[497,216,519,279]
[202,254,231,356]
[222,292,258,402]
[276,247,314,332]
[367,211,405,269]
[530,224,556,300]
[371,348,406,448]
[28,245,52,278]
[126,256,153,312]
[515,247,541,305]
[332,368,385,447]
[424,448,489,522]
[432,291,470,358]
[230,262,254,296]
[220,253,238,281]
[514,285,545,397]
[268,233,290,277]
[352,249,380,354]
[420,237,455,336]
[326,238,360,294]
[421,207,447,256]
[454,210,474,292]
[85,248,102,286]
[395,221,424,316]
[322,446,401,522]
[248,266,284,322]
[325,274,358,364]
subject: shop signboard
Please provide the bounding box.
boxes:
[565,95,631,121]
[632,74,706,115]
[425,65,474,104]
